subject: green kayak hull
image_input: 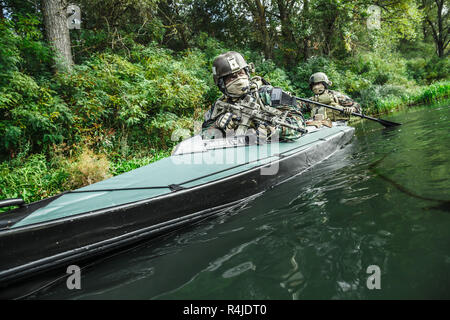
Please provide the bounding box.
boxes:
[0,124,354,296]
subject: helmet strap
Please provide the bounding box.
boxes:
[218,78,226,94]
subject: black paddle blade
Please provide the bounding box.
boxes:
[376,118,402,128]
[357,113,402,127]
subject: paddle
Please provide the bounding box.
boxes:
[294,97,401,128]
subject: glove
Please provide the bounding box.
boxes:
[216,112,237,130]
[255,124,268,143]
[342,107,355,115]
[316,92,333,105]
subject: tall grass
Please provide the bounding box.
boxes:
[0,147,172,212]
[411,81,450,105]
[0,152,69,212]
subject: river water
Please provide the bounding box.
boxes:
[32,104,449,299]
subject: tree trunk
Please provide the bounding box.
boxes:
[255,0,272,59]
[322,14,336,56]
[276,0,297,66]
[423,0,448,58]
[302,0,310,60]
[245,0,272,60]
[41,0,73,71]
[435,0,446,57]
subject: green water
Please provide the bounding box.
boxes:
[32,104,450,299]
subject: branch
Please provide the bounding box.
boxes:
[137,19,148,36]
[426,17,439,43]
[265,10,281,19]
[434,0,442,9]
[444,38,450,50]
[287,0,296,12]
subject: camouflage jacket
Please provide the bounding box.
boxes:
[301,89,362,121]
[202,78,305,141]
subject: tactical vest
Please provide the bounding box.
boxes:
[310,90,348,122]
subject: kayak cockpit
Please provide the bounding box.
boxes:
[171,124,329,156]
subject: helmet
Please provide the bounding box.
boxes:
[212,51,249,90]
[309,72,332,88]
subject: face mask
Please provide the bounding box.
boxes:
[226,75,250,97]
[312,83,325,95]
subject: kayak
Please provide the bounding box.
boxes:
[0,123,354,296]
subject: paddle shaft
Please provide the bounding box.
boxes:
[295,97,401,127]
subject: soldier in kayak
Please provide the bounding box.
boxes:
[202,51,305,142]
[300,72,362,125]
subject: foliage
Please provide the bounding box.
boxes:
[255,59,295,93]
[406,56,450,84]
[0,19,20,83]
[110,150,170,175]
[1,0,449,205]
[0,149,69,207]
[412,81,450,104]
[291,55,343,96]
[64,148,112,189]
[0,70,74,156]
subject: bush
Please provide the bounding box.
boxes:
[359,84,411,112]
[0,19,21,84]
[255,59,295,92]
[52,45,212,154]
[407,57,450,84]
[0,71,74,156]
[291,56,343,97]
[412,81,450,104]
[64,148,112,190]
[0,40,217,158]
[426,57,449,83]
[110,150,170,176]
[0,151,69,207]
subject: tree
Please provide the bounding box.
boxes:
[273,0,300,66]
[41,0,73,71]
[157,0,192,50]
[243,0,274,59]
[422,0,449,57]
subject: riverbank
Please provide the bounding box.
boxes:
[373,81,449,114]
[1,96,448,211]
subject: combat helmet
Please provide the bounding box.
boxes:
[212,51,250,93]
[309,72,332,88]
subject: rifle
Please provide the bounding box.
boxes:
[215,96,308,136]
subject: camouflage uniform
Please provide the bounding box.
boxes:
[301,72,362,122]
[202,52,305,142]
[302,89,362,122]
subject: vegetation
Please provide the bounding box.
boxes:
[0,0,448,207]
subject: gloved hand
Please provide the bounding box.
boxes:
[342,107,355,115]
[216,112,238,130]
[256,124,268,142]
